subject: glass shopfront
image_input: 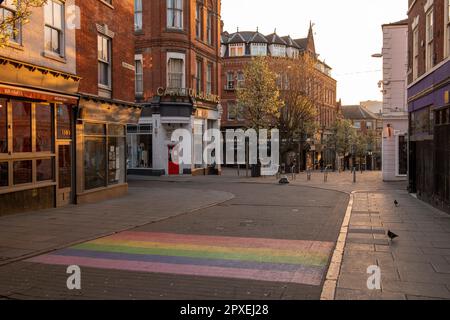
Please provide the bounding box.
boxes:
[126,124,152,169]
[84,122,126,190]
[0,98,7,154]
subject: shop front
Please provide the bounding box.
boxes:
[76,96,141,204]
[0,57,80,215]
[128,88,222,176]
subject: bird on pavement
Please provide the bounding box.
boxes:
[394,200,399,207]
[387,230,399,241]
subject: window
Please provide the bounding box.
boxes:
[251,43,267,56]
[36,104,53,152]
[0,162,7,187]
[353,121,361,129]
[167,0,183,29]
[227,102,244,121]
[426,9,434,71]
[271,45,286,57]
[108,125,126,185]
[206,63,212,95]
[13,160,32,185]
[366,121,373,130]
[58,144,71,189]
[98,34,111,87]
[37,158,54,182]
[0,99,7,153]
[44,0,64,55]
[397,135,408,176]
[12,101,32,153]
[0,3,21,44]
[229,44,245,57]
[134,0,143,31]
[168,58,183,88]
[127,124,153,169]
[226,72,234,90]
[413,26,419,80]
[135,58,144,96]
[207,11,213,45]
[237,72,244,88]
[195,2,203,39]
[57,104,72,140]
[196,59,203,93]
[447,0,450,57]
[84,123,106,190]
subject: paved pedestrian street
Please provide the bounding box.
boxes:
[0,175,348,300]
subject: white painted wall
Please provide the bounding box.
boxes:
[381,23,408,181]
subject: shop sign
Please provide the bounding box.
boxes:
[157,87,220,104]
[0,86,79,104]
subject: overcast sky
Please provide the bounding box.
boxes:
[221,0,408,105]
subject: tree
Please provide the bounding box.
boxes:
[0,0,47,46]
[268,54,319,171]
[327,119,356,171]
[237,56,282,131]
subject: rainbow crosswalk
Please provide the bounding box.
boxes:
[28,232,335,286]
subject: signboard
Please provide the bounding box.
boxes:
[157,87,220,104]
[0,86,79,105]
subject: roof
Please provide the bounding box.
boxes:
[382,19,408,27]
[281,36,301,49]
[341,105,381,120]
[265,33,287,45]
[293,38,308,50]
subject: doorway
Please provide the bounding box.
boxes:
[56,142,73,207]
[168,145,180,175]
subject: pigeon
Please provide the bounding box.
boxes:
[279,176,290,185]
[387,230,399,241]
[394,200,399,207]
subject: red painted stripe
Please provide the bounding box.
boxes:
[28,254,324,286]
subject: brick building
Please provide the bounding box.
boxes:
[407,0,450,213]
[74,0,141,204]
[130,0,222,176]
[0,0,140,215]
[220,24,338,170]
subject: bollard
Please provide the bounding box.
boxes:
[307,169,312,181]
[324,169,328,183]
[353,167,356,183]
[237,164,240,177]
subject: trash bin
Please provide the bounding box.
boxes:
[251,163,261,177]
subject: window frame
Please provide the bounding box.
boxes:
[44,0,65,56]
[425,8,434,71]
[167,0,183,30]
[135,55,144,96]
[98,34,112,89]
[134,0,143,31]
[0,3,22,45]
[229,43,245,57]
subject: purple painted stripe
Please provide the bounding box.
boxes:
[28,255,324,286]
[52,248,325,273]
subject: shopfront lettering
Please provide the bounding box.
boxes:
[156,87,220,104]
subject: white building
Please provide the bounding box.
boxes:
[380,19,409,181]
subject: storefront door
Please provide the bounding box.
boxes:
[56,141,72,207]
[168,145,180,175]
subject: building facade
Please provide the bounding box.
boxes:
[0,0,140,215]
[220,25,338,170]
[131,0,222,176]
[407,0,450,213]
[381,20,409,182]
[74,0,140,204]
[341,105,383,171]
[0,0,80,214]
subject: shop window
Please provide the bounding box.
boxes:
[37,158,54,182]
[13,160,32,185]
[109,124,125,136]
[36,104,53,152]
[58,144,71,189]
[127,125,153,169]
[84,136,106,190]
[108,137,125,185]
[0,162,7,187]
[0,99,7,153]
[398,135,408,176]
[12,101,32,153]
[57,104,72,139]
[85,123,106,135]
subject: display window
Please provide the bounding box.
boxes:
[126,124,152,169]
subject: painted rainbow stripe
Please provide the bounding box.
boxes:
[27,232,334,286]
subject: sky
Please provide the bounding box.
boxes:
[221,0,408,105]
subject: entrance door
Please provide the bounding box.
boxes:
[56,142,73,206]
[168,145,180,175]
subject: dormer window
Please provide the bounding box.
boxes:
[271,44,286,57]
[250,43,267,56]
[229,43,245,57]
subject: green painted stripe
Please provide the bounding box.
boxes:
[72,243,329,267]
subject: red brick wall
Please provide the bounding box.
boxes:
[407,0,446,84]
[136,0,222,103]
[75,0,135,103]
